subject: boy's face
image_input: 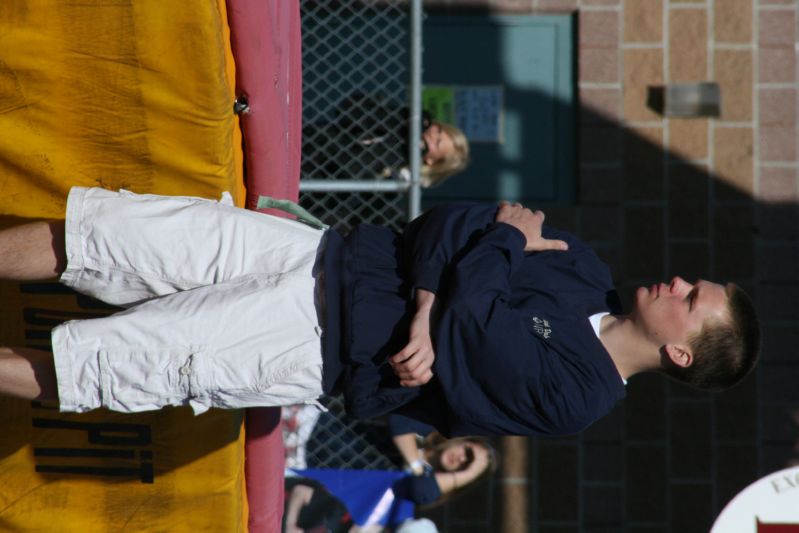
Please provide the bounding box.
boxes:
[633,276,731,346]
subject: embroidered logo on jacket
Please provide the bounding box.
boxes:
[532,317,552,339]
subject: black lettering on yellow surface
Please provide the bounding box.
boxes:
[35,463,154,484]
[32,418,151,446]
[22,284,154,484]
[31,417,155,484]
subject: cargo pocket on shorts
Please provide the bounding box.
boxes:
[98,347,203,413]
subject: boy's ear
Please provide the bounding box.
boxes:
[664,343,694,369]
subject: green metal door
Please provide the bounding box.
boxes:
[422,14,575,205]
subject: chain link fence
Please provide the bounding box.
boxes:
[283,397,399,471]
[294,0,414,470]
[299,0,418,233]
[294,2,496,531]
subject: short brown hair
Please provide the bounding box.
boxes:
[661,284,760,391]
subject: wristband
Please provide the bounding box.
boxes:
[407,459,425,476]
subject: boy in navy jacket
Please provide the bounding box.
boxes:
[0,192,760,437]
[322,201,760,436]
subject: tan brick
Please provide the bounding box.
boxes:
[668,164,709,238]
[759,166,798,203]
[714,205,755,238]
[714,49,752,121]
[711,241,755,290]
[759,204,799,240]
[759,10,796,47]
[668,118,708,161]
[581,126,623,164]
[713,239,755,279]
[714,0,752,43]
[541,207,578,233]
[669,242,709,281]
[592,244,623,280]
[760,287,799,324]
[580,167,623,204]
[538,0,578,11]
[759,88,797,127]
[624,127,665,201]
[758,245,799,283]
[760,126,797,162]
[669,0,704,4]
[624,0,663,43]
[489,0,536,12]
[669,9,707,82]
[759,47,796,84]
[623,49,664,121]
[580,47,620,83]
[580,87,622,124]
[580,205,621,241]
[580,10,619,48]
[713,127,754,199]
[634,124,666,148]
[624,206,665,280]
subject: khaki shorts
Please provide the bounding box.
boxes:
[52,187,326,414]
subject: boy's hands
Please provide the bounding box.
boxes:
[390,288,436,387]
[496,202,569,252]
[390,204,567,387]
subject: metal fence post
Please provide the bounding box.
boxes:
[299,0,422,233]
[408,0,422,220]
[294,0,423,470]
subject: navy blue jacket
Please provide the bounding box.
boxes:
[321,203,626,437]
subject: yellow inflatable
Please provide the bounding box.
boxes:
[0,1,247,531]
[0,0,244,213]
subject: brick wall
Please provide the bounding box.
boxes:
[419,1,799,531]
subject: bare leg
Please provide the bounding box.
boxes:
[0,347,58,402]
[0,220,66,280]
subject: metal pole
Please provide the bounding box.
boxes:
[407,0,423,221]
[501,436,530,533]
[299,179,412,192]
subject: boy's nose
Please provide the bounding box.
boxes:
[670,276,690,293]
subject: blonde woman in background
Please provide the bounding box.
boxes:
[418,120,470,188]
[302,93,470,188]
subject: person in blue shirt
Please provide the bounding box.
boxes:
[283,476,356,533]
[0,190,760,438]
